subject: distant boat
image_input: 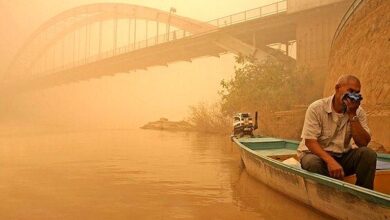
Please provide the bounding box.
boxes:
[233,137,390,219]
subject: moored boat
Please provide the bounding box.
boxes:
[233,137,390,219]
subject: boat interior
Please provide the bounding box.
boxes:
[239,137,390,195]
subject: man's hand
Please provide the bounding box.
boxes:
[343,98,360,116]
[305,139,345,179]
[326,158,344,179]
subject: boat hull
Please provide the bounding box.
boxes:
[236,139,390,220]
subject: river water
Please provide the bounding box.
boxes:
[0,128,331,219]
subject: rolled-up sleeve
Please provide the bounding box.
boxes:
[301,105,321,140]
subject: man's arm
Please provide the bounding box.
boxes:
[349,116,371,147]
[305,139,344,179]
[345,99,371,147]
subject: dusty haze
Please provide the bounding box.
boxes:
[0,0,276,130]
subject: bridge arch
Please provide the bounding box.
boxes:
[6,3,215,80]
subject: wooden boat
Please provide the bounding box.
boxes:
[233,137,390,219]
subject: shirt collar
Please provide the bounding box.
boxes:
[324,94,335,114]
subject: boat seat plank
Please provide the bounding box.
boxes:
[253,148,297,157]
[377,160,390,170]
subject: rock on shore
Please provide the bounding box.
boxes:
[140,118,194,131]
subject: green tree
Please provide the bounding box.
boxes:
[219,55,318,115]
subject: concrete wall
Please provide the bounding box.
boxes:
[294,2,350,98]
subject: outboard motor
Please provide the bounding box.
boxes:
[232,112,258,138]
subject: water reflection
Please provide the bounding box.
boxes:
[0,128,331,219]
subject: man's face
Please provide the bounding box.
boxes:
[335,80,361,103]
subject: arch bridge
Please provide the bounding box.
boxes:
[3,0,350,92]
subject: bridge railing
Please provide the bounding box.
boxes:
[208,1,287,27]
[35,1,287,77]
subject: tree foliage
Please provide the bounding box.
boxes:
[219,55,318,115]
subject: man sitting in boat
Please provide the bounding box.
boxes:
[297,75,376,189]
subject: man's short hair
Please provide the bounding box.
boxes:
[336,74,360,86]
